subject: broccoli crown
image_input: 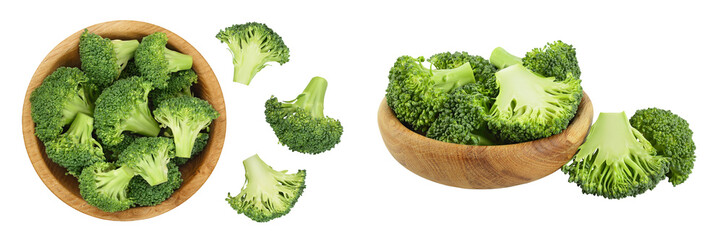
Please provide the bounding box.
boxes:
[30,67,94,142]
[216,22,290,85]
[135,32,193,88]
[153,95,218,158]
[172,132,209,165]
[488,64,582,143]
[79,30,139,89]
[149,69,198,109]
[117,137,175,186]
[127,163,182,207]
[264,77,343,154]
[522,40,581,81]
[94,77,160,146]
[386,56,476,133]
[562,112,670,199]
[427,83,499,145]
[227,154,306,222]
[118,58,140,79]
[630,108,696,186]
[429,51,499,97]
[78,162,136,212]
[44,113,105,176]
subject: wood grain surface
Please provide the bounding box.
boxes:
[378,93,593,189]
[21,20,227,221]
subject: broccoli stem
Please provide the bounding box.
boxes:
[112,39,140,75]
[490,47,522,69]
[124,102,160,137]
[229,38,268,85]
[97,165,136,200]
[164,48,193,72]
[61,92,94,125]
[241,154,276,194]
[282,76,328,118]
[135,154,169,186]
[66,112,94,143]
[430,62,476,93]
[172,123,203,158]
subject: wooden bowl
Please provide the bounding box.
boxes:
[378,93,593,189]
[21,20,227,220]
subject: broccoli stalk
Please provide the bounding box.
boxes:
[489,47,522,69]
[153,96,219,158]
[79,162,136,212]
[216,22,290,85]
[118,137,175,186]
[45,113,105,176]
[112,40,140,72]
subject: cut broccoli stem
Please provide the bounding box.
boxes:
[164,48,193,72]
[62,92,94,125]
[123,102,161,137]
[242,154,282,198]
[96,165,136,201]
[430,62,476,93]
[111,39,140,75]
[495,64,558,110]
[229,37,268,85]
[490,47,522,69]
[65,112,95,143]
[134,154,169,186]
[172,124,201,158]
[282,76,327,118]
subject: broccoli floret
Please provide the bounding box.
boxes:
[264,76,343,154]
[44,113,104,176]
[427,83,499,145]
[118,58,140,79]
[149,69,198,109]
[103,132,139,162]
[153,96,218,158]
[79,30,139,89]
[216,22,290,85]
[127,163,182,206]
[487,64,582,143]
[78,162,136,212]
[227,154,306,222]
[94,77,161,146]
[386,56,476,133]
[30,67,94,142]
[562,112,670,199]
[171,132,209,165]
[117,137,175,186]
[630,108,696,186]
[135,32,193,88]
[429,51,499,97]
[522,40,581,81]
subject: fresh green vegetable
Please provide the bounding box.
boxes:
[427,83,499,145]
[171,132,209,166]
[153,96,218,158]
[79,30,139,89]
[149,69,197,109]
[265,76,343,154]
[127,163,182,206]
[103,132,138,162]
[216,22,290,85]
[44,113,104,176]
[118,58,140,79]
[117,137,175,186]
[78,162,136,212]
[227,154,306,222]
[429,51,498,97]
[94,77,160,146]
[30,67,94,142]
[522,40,581,81]
[135,32,193,88]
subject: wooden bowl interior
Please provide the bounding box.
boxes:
[22,20,226,221]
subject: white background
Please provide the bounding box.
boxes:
[2,0,721,239]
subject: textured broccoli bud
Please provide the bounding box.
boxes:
[30,67,94,142]
[429,51,499,97]
[79,30,139,89]
[523,40,581,81]
[427,83,499,145]
[127,163,182,207]
[94,77,160,146]
[78,162,136,212]
[44,113,105,176]
[117,137,175,186]
[135,32,193,88]
[216,22,290,85]
[149,69,198,109]
[153,96,218,158]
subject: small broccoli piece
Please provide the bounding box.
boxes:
[386,56,476,133]
[522,40,581,81]
[489,47,523,69]
[488,64,582,143]
[94,77,160,146]
[118,58,140,79]
[171,132,209,165]
[44,113,104,176]
[149,69,198,109]
[79,30,139,89]
[103,132,139,162]
[30,67,94,142]
[216,22,290,85]
[562,112,670,199]
[153,96,218,158]
[630,108,696,186]
[265,76,343,154]
[78,162,136,212]
[429,51,499,97]
[135,32,193,88]
[117,137,175,186]
[427,83,499,145]
[227,154,306,222]
[127,163,182,206]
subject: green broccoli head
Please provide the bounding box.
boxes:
[216,22,290,85]
[153,96,218,158]
[487,64,582,143]
[427,83,499,146]
[264,77,343,154]
[149,69,198,109]
[630,108,696,186]
[44,113,105,176]
[117,137,175,186]
[135,32,193,88]
[429,51,499,97]
[522,40,581,81]
[127,163,182,207]
[227,154,306,222]
[79,30,139,89]
[171,132,209,166]
[78,162,136,212]
[562,112,670,199]
[94,77,160,146]
[386,56,476,133]
[30,67,94,142]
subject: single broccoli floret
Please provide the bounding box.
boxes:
[386,56,476,133]
[118,58,140,79]
[427,83,499,146]
[94,77,161,146]
[127,163,182,206]
[487,64,582,143]
[117,137,175,186]
[44,113,104,176]
[103,132,138,162]
[171,132,209,165]
[149,69,198,109]
[78,162,136,212]
[429,51,498,97]
[153,96,218,158]
[489,47,523,69]
[562,112,670,199]
[630,108,696,186]
[227,154,306,222]
[79,30,139,89]
[216,22,290,85]
[30,67,94,142]
[265,76,343,154]
[135,32,193,88]
[522,40,581,81]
